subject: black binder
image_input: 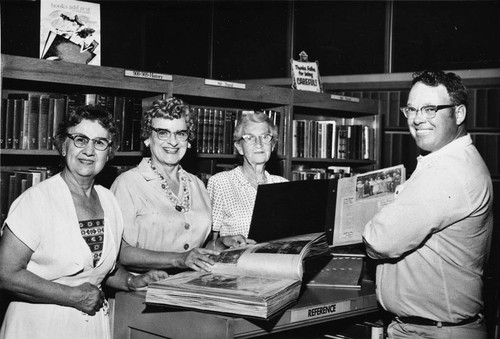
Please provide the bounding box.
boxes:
[248,179,338,245]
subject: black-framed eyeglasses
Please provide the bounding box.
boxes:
[400,104,456,119]
[66,133,113,151]
[239,133,274,145]
[151,127,189,142]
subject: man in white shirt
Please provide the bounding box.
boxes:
[363,70,493,339]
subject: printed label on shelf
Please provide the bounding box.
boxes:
[290,300,352,323]
[204,79,246,89]
[330,94,360,103]
[124,70,173,81]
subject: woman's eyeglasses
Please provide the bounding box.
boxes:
[239,133,274,145]
[151,127,189,142]
[66,133,113,151]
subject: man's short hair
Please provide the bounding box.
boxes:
[412,70,468,109]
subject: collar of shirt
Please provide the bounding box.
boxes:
[235,166,269,187]
[416,134,472,165]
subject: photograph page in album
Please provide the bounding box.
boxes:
[146,232,329,319]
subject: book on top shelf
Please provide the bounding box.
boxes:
[146,232,330,319]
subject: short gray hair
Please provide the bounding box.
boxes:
[233,111,278,144]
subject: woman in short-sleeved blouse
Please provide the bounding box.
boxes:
[208,111,287,239]
[111,98,250,274]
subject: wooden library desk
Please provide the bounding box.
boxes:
[113,282,377,339]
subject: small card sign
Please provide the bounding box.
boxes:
[204,79,246,90]
[124,70,173,81]
[291,51,322,93]
[330,94,360,103]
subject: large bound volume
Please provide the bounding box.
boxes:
[146,232,330,319]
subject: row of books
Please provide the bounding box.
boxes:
[0,92,143,152]
[0,164,136,225]
[292,119,373,160]
[194,107,282,155]
[291,165,352,181]
[0,167,59,225]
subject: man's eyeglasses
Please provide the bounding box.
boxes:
[66,133,113,151]
[400,105,456,119]
[239,133,274,145]
[151,127,189,142]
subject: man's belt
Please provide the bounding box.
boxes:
[395,314,481,327]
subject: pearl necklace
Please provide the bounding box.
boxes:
[149,159,190,212]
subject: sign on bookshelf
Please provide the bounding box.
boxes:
[40,0,101,65]
[124,70,173,81]
[204,79,246,90]
[291,51,322,93]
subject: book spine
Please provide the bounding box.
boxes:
[121,97,135,152]
[4,99,14,149]
[46,98,55,150]
[0,99,6,149]
[52,98,66,149]
[362,125,372,160]
[195,107,204,153]
[130,99,143,151]
[223,110,233,154]
[113,96,125,149]
[337,125,348,159]
[217,109,225,154]
[27,96,40,150]
[38,96,50,150]
[12,99,22,149]
[297,120,305,158]
[207,109,214,154]
[292,120,298,158]
[202,108,209,153]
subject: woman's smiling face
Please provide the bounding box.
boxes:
[148,117,189,167]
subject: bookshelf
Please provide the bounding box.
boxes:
[0,53,381,222]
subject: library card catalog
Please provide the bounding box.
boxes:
[290,300,351,323]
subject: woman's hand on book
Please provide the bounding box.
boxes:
[178,248,220,272]
[219,235,256,249]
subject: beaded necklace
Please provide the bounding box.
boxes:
[149,159,190,212]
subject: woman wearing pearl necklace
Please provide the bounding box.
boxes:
[111,98,249,274]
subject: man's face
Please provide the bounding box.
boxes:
[406,82,460,153]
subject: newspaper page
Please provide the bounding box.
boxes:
[332,165,406,247]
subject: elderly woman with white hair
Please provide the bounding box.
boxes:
[207,111,287,240]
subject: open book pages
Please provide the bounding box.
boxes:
[145,232,329,318]
[207,232,329,280]
[332,164,406,247]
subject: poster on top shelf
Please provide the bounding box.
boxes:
[40,0,101,66]
[290,51,322,93]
